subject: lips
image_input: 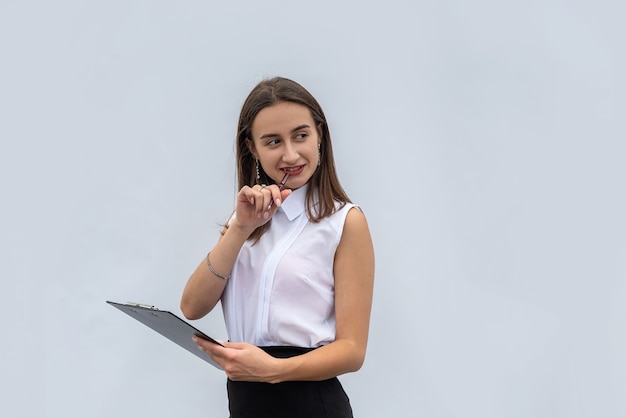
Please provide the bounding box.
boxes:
[281,165,304,175]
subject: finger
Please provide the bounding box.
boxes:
[270,187,292,208]
[194,336,222,350]
[221,341,247,350]
[194,338,228,366]
[254,189,273,218]
[280,188,292,201]
[193,336,212,350]
[238,186,257,205]
[265,185,284,209]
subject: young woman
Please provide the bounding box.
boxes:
[180,77,375,418]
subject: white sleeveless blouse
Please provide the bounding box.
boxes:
[221,185,357,348]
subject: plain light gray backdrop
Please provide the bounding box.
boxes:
[1,1,625,417]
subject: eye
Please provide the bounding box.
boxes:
[266,138,280,146]
[295,132,308,140]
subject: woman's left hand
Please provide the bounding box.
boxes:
[193,337,282,383]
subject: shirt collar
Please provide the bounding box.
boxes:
[279,184,309,221]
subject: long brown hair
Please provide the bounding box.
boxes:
[235,77,350,241]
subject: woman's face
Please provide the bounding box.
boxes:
[249,101,321,190]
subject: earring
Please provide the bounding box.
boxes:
[318,144,321,167]
[256,159,260,183]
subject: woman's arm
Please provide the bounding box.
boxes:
[197,207,375,382]
[180,185,292,320]
[180,220,252,320]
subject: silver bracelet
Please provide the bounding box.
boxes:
[206,252,231,280]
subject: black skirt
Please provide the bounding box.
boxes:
[226,346,353,418]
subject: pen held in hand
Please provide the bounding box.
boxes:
[268,172,290,209]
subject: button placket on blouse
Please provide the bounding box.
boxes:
[254,213,309,345]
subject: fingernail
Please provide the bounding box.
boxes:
[275,198,281,207]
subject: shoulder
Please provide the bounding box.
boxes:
[346,205,367,227]
[342,205,370,237]
[331,201,362,219]
[335,205,375,272]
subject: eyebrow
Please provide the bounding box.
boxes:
[258,124,311,140]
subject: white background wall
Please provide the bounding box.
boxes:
[1,1,625,417]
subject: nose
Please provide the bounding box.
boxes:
[282,141,299,164]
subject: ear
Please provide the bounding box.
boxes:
[316,123,323,145]
[245,138,258,159]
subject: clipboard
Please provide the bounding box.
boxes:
[106,300,224,369]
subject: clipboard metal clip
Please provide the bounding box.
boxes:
[126,302,159,310]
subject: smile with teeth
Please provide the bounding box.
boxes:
[282,165,304,173]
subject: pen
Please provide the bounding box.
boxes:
[268,172,290,209]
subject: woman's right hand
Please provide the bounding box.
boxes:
[233,184,292,231]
